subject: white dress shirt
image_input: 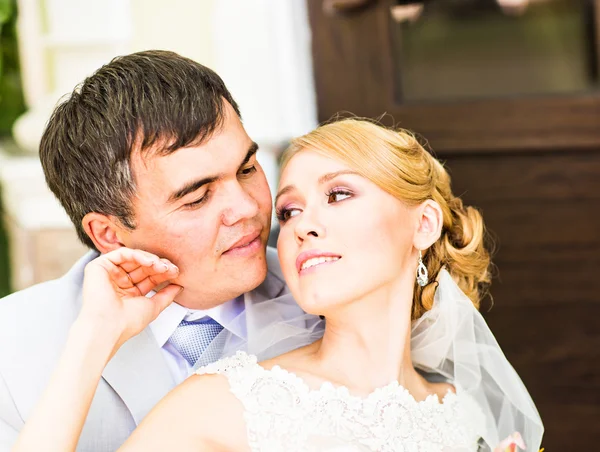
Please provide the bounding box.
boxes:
[149,296,246,384]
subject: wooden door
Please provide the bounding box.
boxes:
[308,1,600,448]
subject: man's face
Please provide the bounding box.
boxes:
[122,102,272,309]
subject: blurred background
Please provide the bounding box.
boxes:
[0,0,599,448]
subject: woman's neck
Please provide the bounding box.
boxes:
[307,279,426,396]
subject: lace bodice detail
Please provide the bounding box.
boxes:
[196,352,483,452]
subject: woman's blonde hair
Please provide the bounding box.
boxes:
[281,118,492,319]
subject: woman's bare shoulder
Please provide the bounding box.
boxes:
[119,373,249,452]
[259,341,320,371]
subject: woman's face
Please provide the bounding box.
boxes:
[275,149,420,315]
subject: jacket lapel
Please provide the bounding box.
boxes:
[40,251,175,426]
[102,328,174,425]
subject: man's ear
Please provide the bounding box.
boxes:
[413,200,443,252]
[82,212,126,253]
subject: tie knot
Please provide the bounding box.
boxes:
[168,317,225,367]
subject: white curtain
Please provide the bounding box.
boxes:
[212,0,318,146]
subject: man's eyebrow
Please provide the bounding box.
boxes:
[238,142,259,171]
[275,170,360,205]
[167,142,259,204]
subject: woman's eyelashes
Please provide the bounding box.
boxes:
[276,187,354,223]
[276,205,300,223]
[326,187,353,204]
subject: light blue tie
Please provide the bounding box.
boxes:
[168,318,225,367]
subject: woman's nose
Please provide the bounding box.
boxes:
[294,208,325,244]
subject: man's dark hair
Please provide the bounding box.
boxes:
[39,50,241,249]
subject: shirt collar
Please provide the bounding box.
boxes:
[149,296,246,348]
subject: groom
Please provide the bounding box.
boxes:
[0,51,315,451]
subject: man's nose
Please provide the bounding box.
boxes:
[221,181,260,226]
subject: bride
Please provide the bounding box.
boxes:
[13,119,543,451]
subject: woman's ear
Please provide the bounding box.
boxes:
[413,200,443,251]
[82,212,126,253]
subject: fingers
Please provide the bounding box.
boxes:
[134,273,177,295]
[120,255,172,274]
[102,248,158,268]
[151,284,184,315]
[86,258,135,290]
[125,258,179,295]
[99,247,176,274]
[89,248,180,295]
[127,259,178,285]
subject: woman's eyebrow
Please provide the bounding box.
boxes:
[275,185,295,205]
[275,170,359,205]
[318,170,360,184]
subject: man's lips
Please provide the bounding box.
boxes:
[296,250,342,273]
[223,231,262,254]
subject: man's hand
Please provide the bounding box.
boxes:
[79,248,182,355]
[12,249,183,452]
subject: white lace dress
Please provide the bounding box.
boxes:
[196,351,484,452]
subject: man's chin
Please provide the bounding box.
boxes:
[233,259,269,296]
[238,259,269,291]
[178,262,268,308]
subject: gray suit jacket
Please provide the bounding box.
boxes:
[0,247,295,451]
